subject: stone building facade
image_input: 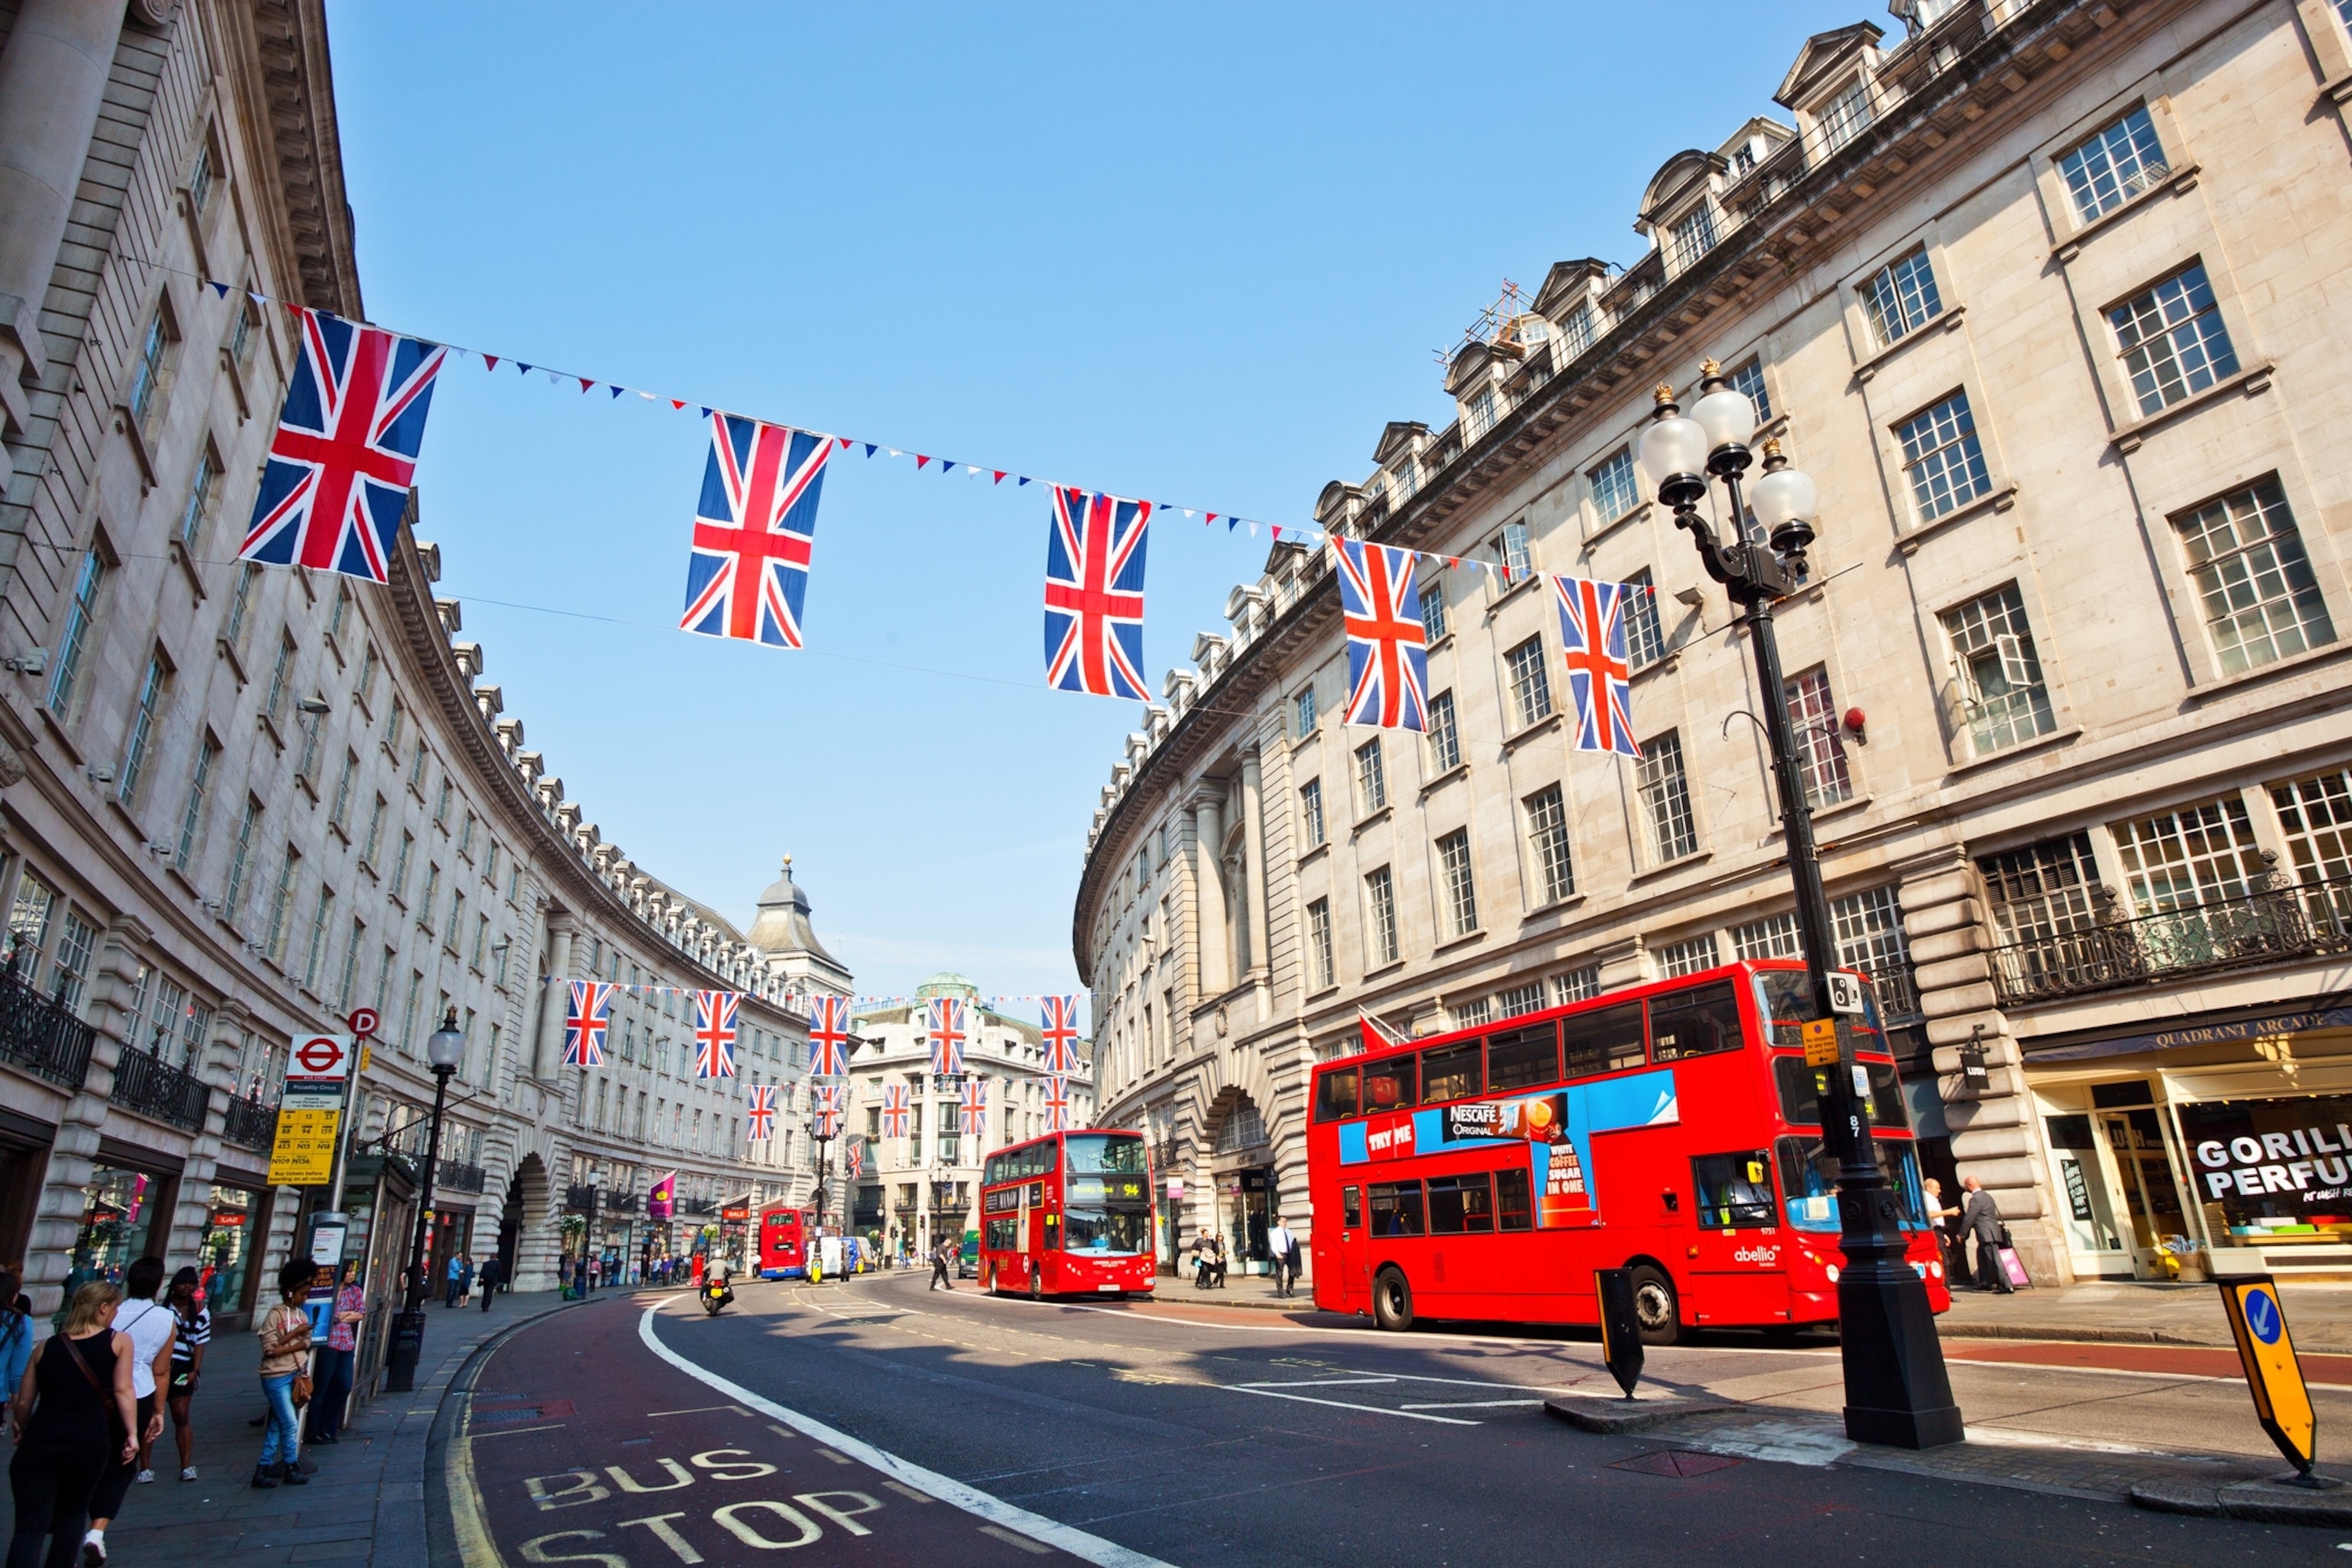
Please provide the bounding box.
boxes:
[0,0,838,1339]
[1074,0,2352,1287]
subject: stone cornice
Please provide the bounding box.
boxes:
[240,0,363,315]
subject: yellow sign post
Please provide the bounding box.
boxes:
[2218,1272,2340,1488]
[267,1106,342,1186]
[1802,1018,1840,1068]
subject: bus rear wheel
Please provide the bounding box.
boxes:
[1371,1267,1414,1331]
[1628,1263,1681,1345]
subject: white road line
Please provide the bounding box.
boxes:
[1400,1399,1547,1410]
[1214,1383,1481,1425]
[638,1302,1173,1568]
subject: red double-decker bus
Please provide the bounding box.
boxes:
[1306,959,1949,1342]
[756,1204,809,1279]
[978,1129,1158,1299]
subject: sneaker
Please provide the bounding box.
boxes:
[180,1467,198,1482]
[250,1465,279,1490]
[277,1462,309,1487]
[79,1532,105,1565]
[135,1468,155,1483]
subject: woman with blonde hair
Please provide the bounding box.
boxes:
[7,1281,136,1568]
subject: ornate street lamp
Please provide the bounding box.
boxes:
[383,1009,466,1393]
[1639,362,1962,1450]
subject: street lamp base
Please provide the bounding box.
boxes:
[382,1308,427,1393]
[1838,1269,1963,1449]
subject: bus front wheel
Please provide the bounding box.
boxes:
[1371,1267,1414,1331]
[1629,1264,1681,1345]
[1030,1268,1043,1302]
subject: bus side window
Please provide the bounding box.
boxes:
[1564,1001,1646,1077]
[1315,1067,1361,1123]
[1690,1152,1776,1228]
[1419,1040,1482,1104]
[1367,1181,1425,1236]
[1427,1174,1494,1234]
[1650,982,1743,1062]
[1341,1185,1363,1229]
[1487,1022,1560,1092]
[1495,1168,1533,1230]
[1362,1055,1416,1111]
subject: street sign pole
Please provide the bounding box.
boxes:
[322,1007,381,1218]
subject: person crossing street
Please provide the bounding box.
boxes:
[929,1235,953,1292]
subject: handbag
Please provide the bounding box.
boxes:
[290,1370,313,1408]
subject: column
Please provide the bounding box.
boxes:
[0,0,125,443]
[1237,749,1271,992]
[531,920,574,1080]
[1190,792,1229,1000]
[24,915,147,1318]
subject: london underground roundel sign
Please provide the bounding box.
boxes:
[290,1034,351,1080]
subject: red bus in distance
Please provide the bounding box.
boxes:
[979,1129,1157,1299]
[1306,959,1950,1342]
[756,1204,809,1279]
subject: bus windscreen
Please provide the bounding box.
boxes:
[1064,1135,1147,1175]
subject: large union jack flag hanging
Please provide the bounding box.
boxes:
[681,413,835,648]
[927,997,967,1077]
[807,994,851,1077]
[746,1083,777,1142]
[563,980,617,1068]
[814,1081,844,1138]
[242,308,446,583]
[1044,1075,1072,1133]
[1043,486,1152,699]
[880,1080,910,1139]
[1553,575,1642,757]
[1039,995,1082,1075]
[693,990,739,1080]
[959,1076,988,1137]
[1335,539,1430,730]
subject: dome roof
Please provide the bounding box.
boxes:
[915,971,979,1000]
[745,853,839,965]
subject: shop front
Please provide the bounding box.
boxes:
[599,1214,635,1285]
[66,1142,181,1298]
[198,1168,274,1331]
[2025,999,2352,1282]
[1218,1165,1276,1276]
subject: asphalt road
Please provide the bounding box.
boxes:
[438,1272,2347,1567]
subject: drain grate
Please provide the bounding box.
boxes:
[1609,1449,1744,1478]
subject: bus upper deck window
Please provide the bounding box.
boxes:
[1487,1022,1560,1092]
[1362,1055,1416,1111]
[1315,1067,1361,1123]
[1564,1001,1645,1077]
[1650,981,1743,1062]
[1419,1040,1481,1104]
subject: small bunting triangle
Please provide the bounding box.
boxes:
[209,279,230,299]
[609,384,624,398]
[865,443,877,457]
[992,470,1005,484]
[484,354,499,372]
[671,399,686,410]
[578,377,593,393]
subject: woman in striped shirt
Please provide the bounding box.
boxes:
[165,1268,208,1482]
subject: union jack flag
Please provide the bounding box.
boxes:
[1040,995,1083,1074]
[563,980,617,1068]
[959,1076,988,1137]
[1043,486,1152,699]
[1335,539,1430,730]
[242,308,446,583]
[1044,1075,1072,1133]
[881,1080,910,1139]
[815,1081,843,1138]
[693,990,739,1080]
[1553,575,1642,757]
[806,993,851,1076]
[927,997,966,1077]
[845,1135,868,1176]
[746,1083,778,1142]
[681,413,835,648]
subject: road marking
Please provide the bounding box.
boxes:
[1399,1399,1547,1410]
[646,1404,750,1418]
[447,1393,505,1568]
[815,1448,854,1465]
[982,1523,1056,1555]
[638,1302,1174,1568]
[882,1480,936,1504]
[468,1423,568,1439]
[1214,1383,1481,1425]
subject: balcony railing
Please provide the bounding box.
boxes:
[0,964,95,1090]
[109,1044,211,1132]
[564,1183,599,1212]
[438,1158,487,1194]
[222,1093,279,1150]
[1988,874,2352,1006]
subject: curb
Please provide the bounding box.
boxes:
[1544,1393,1739,1432]
[2131,1475,2352,1526]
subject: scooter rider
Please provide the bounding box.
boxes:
[701,1266,734,1316]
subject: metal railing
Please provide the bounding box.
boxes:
[0,964,96,1090]
[109,1045,210,1132]
[564,1184,599,1212]
[437,1158,487,1194]
[222,1093,279,1150]
[1988,874,2352,1006]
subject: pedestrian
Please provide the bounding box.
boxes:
[456,1254,475,1308]
[1266,1216,1297,1298]
[0,1272,29,1438]
[163,1269,207,1482]
[83,1258,174,1562]
[1959,1176,2014,1295]
[251,1259,314,1489]
[443,1252,462,1309]
[929,1236,952,1292]
[7,1281,136,1568]
[1922,1178,1964,1282]
[557,1256,573,1298]
[477,1256,502,1312]
[309,1263,364,1445]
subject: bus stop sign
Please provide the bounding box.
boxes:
[2218,1273,2332,1483]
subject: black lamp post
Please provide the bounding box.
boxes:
[809,1116,836,1236]
[383,1008,466,1393]
[1638,362,1962,1450]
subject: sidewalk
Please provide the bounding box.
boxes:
[93,1285,591,1566]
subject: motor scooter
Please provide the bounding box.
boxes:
[701,1274,734,1318]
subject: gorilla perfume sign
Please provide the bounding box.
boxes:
[2180,1096,2352,1225]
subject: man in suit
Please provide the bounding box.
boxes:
[1960,1177,2014,1293]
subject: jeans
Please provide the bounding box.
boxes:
[257,1374,299,1468]
[8,1439,108,1568]
[310,1348,354,1440]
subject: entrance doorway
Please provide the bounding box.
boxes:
[2102,1109,2189,1263]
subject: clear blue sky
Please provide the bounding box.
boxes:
[324,2,1876,1007]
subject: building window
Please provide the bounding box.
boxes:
[1729,358,1772,423]
[1979,832,2103,946]
[361,795,386,867]
[302,885,336,991]
[118,651,169,806]
[1418,575,1448,644]
[419,863,440,933]
[1364,867,1399,968]
[2109,263,2236,416]
[1354,739,1387,816]
[1832,885,1921,1021]
[175,735,218,873]
[1465,387,1497,441]
[1668,204,1718,273]
[1589,448,1639,524]
[1426,691,1461,773]
[1658,933,1720,978]
[48,549,107,714]
[178,448,216,548]
[1622,568,1665,669]
[223,562,258,652]
[51,910,96,1012]
[265,846,301,962]
[1942,583,2056,753]
[2111,794,2265,912]
[2271,768,2352,936]
[1493,521,1532,575]
[1559,304,1596,359]
[263,632,295,724]
[1732,912,1801,961]
[1524,785,1576,906]
[1436,829,1478,938]
[330,750,359,834]
[1504,635,1552,731]
[1816,77,1873,152]
[2059,105,2167,223]
[1392,453,1419,501]
[1307,898,1334,991]
[1638,730,1700,862]
[127,305,173,428]
[1860,247,1942,347]
[390,831,414,904]
[1300,779,1325,848]
[2171,478,2332,675]
[1455,997,1494,1029]
[1548,967,1598,1007]
[188,137,214,213]
[1895,390,1990,522]
[1492,982,1544,1019]
[1294,685,1317,737]
[1784,667,1854,807]
[224,796,261,916]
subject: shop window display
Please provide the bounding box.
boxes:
[67,1165,164,1296]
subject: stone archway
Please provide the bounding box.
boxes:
[503,1152,556,1292]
